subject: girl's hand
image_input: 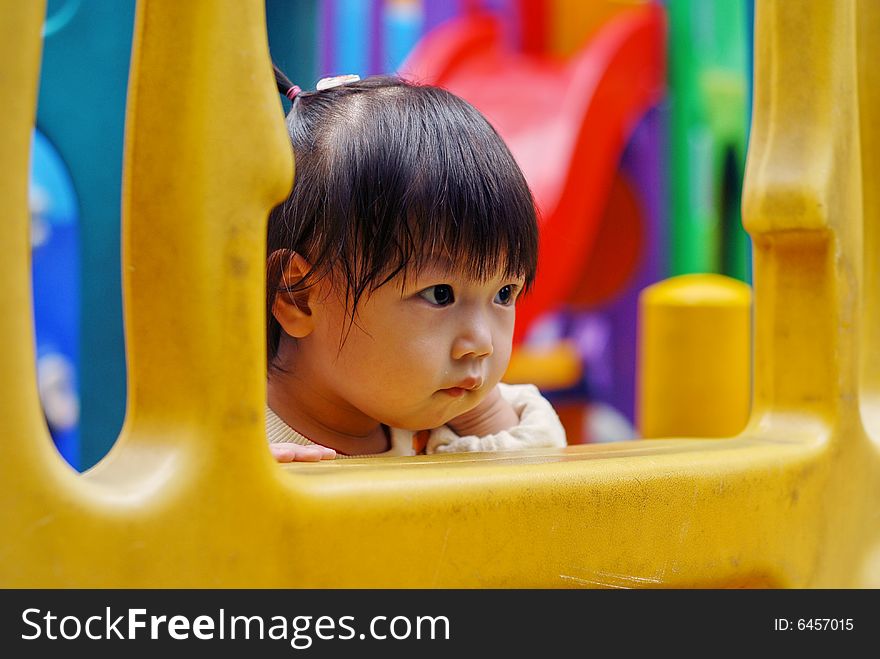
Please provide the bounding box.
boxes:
[270,443,336,462]
[446,385,519,437]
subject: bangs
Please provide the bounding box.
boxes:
[323,83,538,298]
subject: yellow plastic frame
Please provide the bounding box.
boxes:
[1,0,878,587]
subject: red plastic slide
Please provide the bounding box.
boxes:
[400,5,665,342]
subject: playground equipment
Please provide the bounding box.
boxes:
[667,0,752,282]
[2,0,879,587]
[637,274,751,439]
[30,129,81,466]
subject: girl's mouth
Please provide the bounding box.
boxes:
[440,387,467,397]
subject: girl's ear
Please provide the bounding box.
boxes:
[270,250,316,339]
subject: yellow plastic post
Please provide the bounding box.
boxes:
[1,0,879,588]
[0,0,81,553]
[637,274,751,438]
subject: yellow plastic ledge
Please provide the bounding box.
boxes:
[1,0,879,587]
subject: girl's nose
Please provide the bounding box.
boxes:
[451,317,494,361]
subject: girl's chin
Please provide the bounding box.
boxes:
[381,401,476,432]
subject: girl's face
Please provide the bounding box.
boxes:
[294,259,524,431]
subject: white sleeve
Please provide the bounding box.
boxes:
[426,383,567,454]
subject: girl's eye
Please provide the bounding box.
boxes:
[494,285,516,306]
[419,284,455,306]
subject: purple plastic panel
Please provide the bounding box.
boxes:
[587,105,668,425]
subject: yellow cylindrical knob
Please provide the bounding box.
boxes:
[637,274,751,438]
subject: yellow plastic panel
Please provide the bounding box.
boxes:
[1,0,878,587]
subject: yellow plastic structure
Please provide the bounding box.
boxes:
[2,0,879,587]
[637,274,751,438]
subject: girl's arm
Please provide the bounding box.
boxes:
[446,385,519,437]
[430,383,567,453]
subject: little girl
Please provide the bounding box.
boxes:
[267,67,566,461]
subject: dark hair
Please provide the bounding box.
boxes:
[267,69,538,366]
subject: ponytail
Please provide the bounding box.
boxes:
[273,63,300,101]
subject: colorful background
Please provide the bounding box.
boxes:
[31,0,754,470]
